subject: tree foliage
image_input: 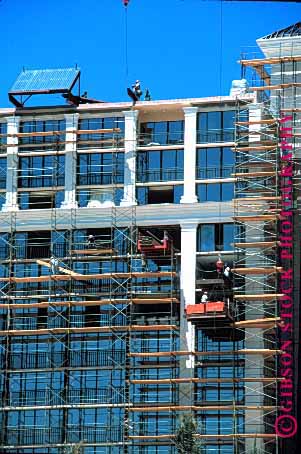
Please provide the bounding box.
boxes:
[174,414,203,454]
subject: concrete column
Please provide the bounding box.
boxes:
[61,113,79,209]
[2,116,20,211]
[244,103,264,451]
[120,110,138,207]
[179,222,197,400]
[180,107,198,204]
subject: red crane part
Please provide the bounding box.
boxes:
[123,0,130,6]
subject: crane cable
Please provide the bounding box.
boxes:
[123,1,130,85]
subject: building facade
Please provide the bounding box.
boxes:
[0,22,299,454]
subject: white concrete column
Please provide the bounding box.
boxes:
[179,222,197,406]
[180,222,197,365]
[2,116,20,212]
[180,107,198,204]
[61,113,79,209]
[120,110,138,207]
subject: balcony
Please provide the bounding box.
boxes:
[2,425,123,445]
[196,165,234,180]
[77,173,123,186]
[9,349,126,369]
[197,130,234,144]
[137,168,184,183]
[18,175,65,189]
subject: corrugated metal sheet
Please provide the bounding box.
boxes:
[10,68,80,93]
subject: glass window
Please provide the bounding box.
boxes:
[77,153,124,185]
[221,183,234,201]
[140,121,184,146]
[137,150,183,182]
[174,185,183,203]
[77,117,124,149]
[198,224,215,252]
[197,110,235,143]
[0,158,6,189]
[197,223,234,251]
[196,148,233,179]
[196,183,233,202]
[19,119,65,152]
[207,183,221,201]
[223,224,234,250]
[18,191,64,210]
[18,156,65,188]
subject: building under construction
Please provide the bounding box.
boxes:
[0,21,300,454]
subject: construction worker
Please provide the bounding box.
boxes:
[144,88,151,101]
[224,263,231,279]
[201,291,208,303]
[216,256,224,276]
[87,234,96,248]
[50,256,59,275]
[132,80,142,99]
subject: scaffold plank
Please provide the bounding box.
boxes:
[234,294,283,301]
[233,197,280,202]
[130,405,274,413]
[233,318,280,328]
[232,267,282,274]
[236,119,277,125]
[233,145,276,151]
[129,349,282,357]
[36,259,81,276]
[232,172,276,178]
[240,55,301,66]
[0,297,179,310]
[233,215,279,221]
[0,324,178,336]
[234,242,278,248]
[0,271,176,283]
[253,82,301,91]
[129,433,276,439]
[130,377,282,384]
[71,249,114,255]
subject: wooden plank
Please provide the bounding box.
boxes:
[0,299,127,310]
[240,55,301,66]
[253,82,301,91]
[0,324,178,337]
[234,145,276,151]
[233,215,279,221]
[233,196,280,201]
[232,172,276,178]
[236,119,276,125]
[129,405,276,412]
[234,293,283,301]
[16,131,65,138]
[234,318,280,328]
[129,349,282,357]
[36,259,81,276]
[71,249,114,255]
[129,433,276,439]
[0,271,176,284]
[234,242,278,248]
[76,128,121,135]
[132,298,179,304]
[130,377,282,384]
[232,267,282,275]
[0,297,179,309]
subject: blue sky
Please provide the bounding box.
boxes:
[0,0,299,106]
